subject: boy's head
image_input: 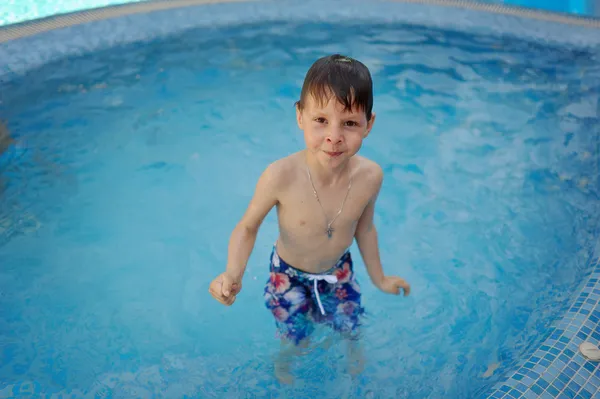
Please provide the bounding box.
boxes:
[295,54,375,167]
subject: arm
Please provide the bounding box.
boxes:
[354,166,385,289]
[225,162,280,281]
[354,165,411,296]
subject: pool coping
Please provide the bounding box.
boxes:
[0,0,599,43]
[0,1,599,398]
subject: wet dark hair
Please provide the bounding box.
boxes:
[296,54,373,121]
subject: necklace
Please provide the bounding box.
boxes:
[306,161,353,239]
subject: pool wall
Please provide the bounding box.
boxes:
[1,1,599,398]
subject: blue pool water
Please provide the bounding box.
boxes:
[1,20,599,399]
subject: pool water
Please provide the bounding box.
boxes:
[1,21,599,399]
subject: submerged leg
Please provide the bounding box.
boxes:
[274,337,310,385]
[345,335,365,376]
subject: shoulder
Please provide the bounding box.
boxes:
[260,151,303,190]
[353,155,383,187]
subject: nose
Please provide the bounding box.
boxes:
[326,126,343,145]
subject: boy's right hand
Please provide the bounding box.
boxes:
[209,273,242,306]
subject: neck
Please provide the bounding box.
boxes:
[304,150,350,186]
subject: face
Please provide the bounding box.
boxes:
[296,92,375,169]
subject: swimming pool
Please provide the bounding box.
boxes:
[0,1,599,398]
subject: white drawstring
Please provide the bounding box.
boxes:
[307,274,338,315]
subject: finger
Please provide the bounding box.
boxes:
[209,283,230,303]
[399,281,411,296]
[221,275,233,297]
[210,289,236,306]
[230,282,240,295]
[392,277,410,296]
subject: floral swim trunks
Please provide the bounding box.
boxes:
[263,246,364,345]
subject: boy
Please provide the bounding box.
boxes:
[209,54,411,383]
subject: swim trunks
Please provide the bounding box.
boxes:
[263,245,364,345]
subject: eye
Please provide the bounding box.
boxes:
[344,121,359,127]
[314,117,326,124]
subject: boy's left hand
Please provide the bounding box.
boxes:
[379,276,411,296]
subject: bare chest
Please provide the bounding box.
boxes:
[276,183,370,240]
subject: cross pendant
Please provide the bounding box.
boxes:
[326,226,334,238]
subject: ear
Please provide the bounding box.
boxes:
[296,103,304,130]
[363,111,376,138]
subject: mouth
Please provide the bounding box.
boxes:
[324,151,343,157]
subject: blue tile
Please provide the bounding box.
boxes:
[580,310,590,316]
[526,371,540,380]
[592,331,600,341]
[552,380,565,391]
[538,379,550,389]
[556,342,567,351]
[513,373,524,381]
[541,345,551,352]
[567,381,582,393]
[547,385,560,396]
[505,379,519,389]
[559,336,570,344]
[579,388,593,399]
[589,378,600,390]
[530,356,541,363]
[508,390,520,399]
[578,331,589,339]
[492,391,504,399]
[590,315,599,324]
[586,378,599,390]
[560,354,571,363]
[530,384,544,395]
[568,361,581,372]
[523,389,538,399]
[515,383,527,393]
[565,349,576,357]
[546,366,560,378]
[555,360,567,370]
[540,359,551,368]
[549,347,561,356]
[558,373,571,385]
[564,367,575,378]
[521,376,535,387]
[578,368,591,379]
[545,354,557,362]
[534,364,546,374]
[583,362,596,373]
[524,361,536,369]
[573,373,586,386]
[563,387,577,398]
[500,385,511,393]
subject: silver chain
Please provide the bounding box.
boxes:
[306,161,353,239]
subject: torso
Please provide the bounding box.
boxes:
[273,151,379,273]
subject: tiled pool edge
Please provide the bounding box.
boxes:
[2,0,600,82]
[483,253,600,399]
[0,1,599,398]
